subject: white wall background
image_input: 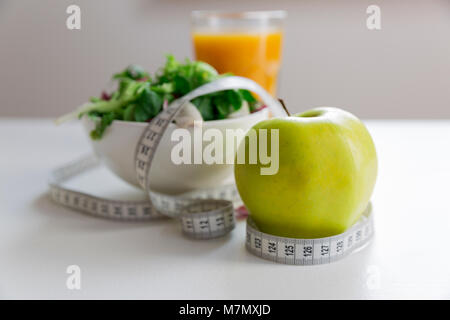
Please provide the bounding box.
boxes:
[0,0,449,118]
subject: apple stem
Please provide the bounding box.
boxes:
[278,99,291,116]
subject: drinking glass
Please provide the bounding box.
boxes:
[191,10,286,96]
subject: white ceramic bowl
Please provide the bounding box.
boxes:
[83,108,269,194]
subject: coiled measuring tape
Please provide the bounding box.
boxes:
[49,76,374,263]
[49,155,240,238]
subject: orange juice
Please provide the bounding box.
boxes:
[193,32,283,96]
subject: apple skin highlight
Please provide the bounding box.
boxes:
[234,107,378,238]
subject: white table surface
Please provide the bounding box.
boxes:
[0,118,449,299]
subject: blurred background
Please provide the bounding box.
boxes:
[0,0,449,119]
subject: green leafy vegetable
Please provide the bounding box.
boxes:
[89,112,117,140]
[192,96,215,121]
[113,65,150,81]
[56,55,259,139]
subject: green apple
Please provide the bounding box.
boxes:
[234,107,377,238]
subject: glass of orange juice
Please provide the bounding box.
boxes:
[191,11,286,96]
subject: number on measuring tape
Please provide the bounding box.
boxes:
[284,244,294,257]
[302,243,313,258]
[253,235,262,251]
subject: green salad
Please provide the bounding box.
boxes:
[56,55,259,140]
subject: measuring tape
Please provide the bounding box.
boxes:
[50,76,374,263]
[246,204,373,265]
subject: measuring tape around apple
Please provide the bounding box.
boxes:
[49,76,374,263]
